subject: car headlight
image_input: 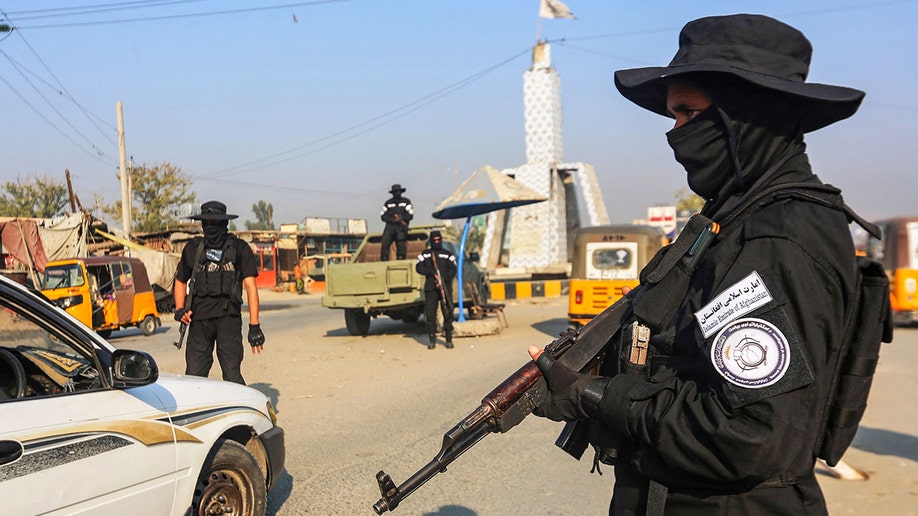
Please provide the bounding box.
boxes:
[266,400,278,426]
[54,295,83,309]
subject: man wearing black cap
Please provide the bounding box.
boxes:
[527,14,871,514]
[174,201,265,385]
[416,230,457,349]
[380,184,414,261]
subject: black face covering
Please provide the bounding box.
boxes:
[203,222,229,248]
[665,75,809,215]
[666,106,734,200]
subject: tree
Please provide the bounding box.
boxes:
[674,187,705,213]
[105,162,196,233]
[0,175,69,218]
[245,200,274,230]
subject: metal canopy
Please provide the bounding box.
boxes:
[432,165,546,220]
[431,166,546,321]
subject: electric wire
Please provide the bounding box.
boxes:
[206,47,531,178]
[8,0,356,29]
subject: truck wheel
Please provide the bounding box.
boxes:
[97,329,113,339]
[140,315,157,336]
[344,309,371,336]
[193,439,266,516]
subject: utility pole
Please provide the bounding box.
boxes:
[117,102,132,237]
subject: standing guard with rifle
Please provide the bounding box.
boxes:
[380,184,414,261]
[173,200,265,386]
[415,230,457,349]
[373,14,892,516]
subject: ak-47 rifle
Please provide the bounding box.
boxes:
[174,243,204,350]
[372,216,720,514]
[430,249,452,317]
[172,280,193,350]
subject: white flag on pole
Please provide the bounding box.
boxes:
[539,0,575,19]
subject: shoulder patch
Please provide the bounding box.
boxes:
[710,317,790,389]
[695,271,773,338]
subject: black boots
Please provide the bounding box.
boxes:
[428,334,454,349]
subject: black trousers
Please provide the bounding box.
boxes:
[184,315,246,385]
[380,225,407,261]
[424,288,453,337]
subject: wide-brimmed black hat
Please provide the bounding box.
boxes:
[614,14,865,133]
[189,200,238,221]
[389,184,406,194]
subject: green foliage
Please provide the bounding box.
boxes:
[245,200,274,230]
[105,162,196,233]
[674,187,706,213]
[0,175,69,218]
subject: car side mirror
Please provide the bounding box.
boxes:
[112,350,159,388]
[468,252,480,263]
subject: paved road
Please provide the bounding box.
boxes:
[116,291,918,515]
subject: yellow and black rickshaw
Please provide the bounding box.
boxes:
[567,224,667,329]
[41,256,161,338]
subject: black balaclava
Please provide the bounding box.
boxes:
[666,74,810,219]
[430,231,443,250]
[203,221,229,248]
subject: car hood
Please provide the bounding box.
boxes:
[131,373,272,418]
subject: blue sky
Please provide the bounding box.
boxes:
[2,0,916,232]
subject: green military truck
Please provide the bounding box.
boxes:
[321,225,490,336]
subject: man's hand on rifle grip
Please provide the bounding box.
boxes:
[174,308,192,325]
[528,346,601,422]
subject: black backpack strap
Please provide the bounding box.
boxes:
[716,182,881,239]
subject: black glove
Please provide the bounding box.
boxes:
[173,308,187,322]
[532,353,595,422]
[248,324,265,347]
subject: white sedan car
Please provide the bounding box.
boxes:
[0,275,285,515]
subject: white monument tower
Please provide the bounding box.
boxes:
[480,41,610,274]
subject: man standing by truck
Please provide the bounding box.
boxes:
[415,231,457,349]
[380,184,413,261]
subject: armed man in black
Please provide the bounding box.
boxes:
[174,201,265,385]
[380,184,413,261]
[415,230,457,349]
[528,14,876,514]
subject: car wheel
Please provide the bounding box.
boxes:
[344,309,371,336]
[193,439,266,516]
[140,315,157,336]
[97,329,113,339]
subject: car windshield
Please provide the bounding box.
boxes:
[0,298,102,400]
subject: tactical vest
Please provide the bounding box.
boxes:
[191,235,244,304]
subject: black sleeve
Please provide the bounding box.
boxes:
[415,250,433,276]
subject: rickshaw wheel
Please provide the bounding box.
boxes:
[140,315,157,336]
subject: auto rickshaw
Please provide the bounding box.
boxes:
[865,216,918,325]
[41,256,162,337]
[567,224,667,329]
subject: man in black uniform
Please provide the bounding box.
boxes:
[415,230,457,349]
[528,14,867,514]
[174,201,265,385]
[380,184,413,261]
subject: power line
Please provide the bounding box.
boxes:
[205,47,531,178]
[9,0,356,29]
